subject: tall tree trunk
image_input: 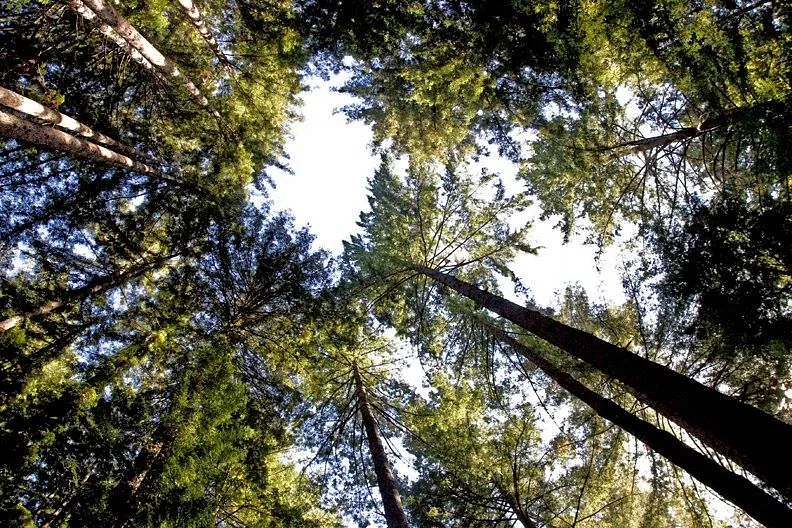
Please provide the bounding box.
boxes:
[485,320,792,528]
[0,109,163,176]
[69,0,158,74]
[70,0,221,119]
[175,0,233,71]
[0,253,178,333]
[599,101,782,156]
[110,424,169,528]
[493,481,538,528]
[0,86,153,162]
[600,127,701,156]
[352,363,410,528]
[416,265,792,501]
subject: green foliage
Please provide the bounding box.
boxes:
[2,1,790,527]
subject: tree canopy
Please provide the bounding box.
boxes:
[1,1,791,527]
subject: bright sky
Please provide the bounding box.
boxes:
[270,76,628,309]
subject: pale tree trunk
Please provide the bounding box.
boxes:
[176,0,233,71]
[0,86,153,162]
[415,265,792,502]
[0,109,162,177]
[69,0,158,74]
[602,127,701,156]
[352,363,410,528]
[70,0,221,119]
[486,321,792,528]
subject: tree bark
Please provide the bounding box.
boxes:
[0,109,162,176]
[352,363,411,528]
[70,0,220,119]
[175,0,233,71]
[0,253,177,333]
[485,320,792,528]
[69,0,158,74]
[0,86,153,162]
[416,265,792,501]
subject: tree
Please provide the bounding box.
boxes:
[353,361,411,528]
[0,86,155,162]
[344,151,792,524]
[0,109,161,178]
[485,320,792,528]
[298,0,582,161]
[0,206,340,526]
[68,0,219,117]
[415,265,792,504]
[652,193,792,416]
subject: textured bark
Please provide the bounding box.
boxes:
[486,321,792,528]
[353,363,410,528]
[0,86,151,162]
[71,0,220,118]
[417,265,792,501]
[176,0,233,70]
[0,109,161,176]
[69,0,157,73]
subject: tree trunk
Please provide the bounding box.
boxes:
[0,253,177,333]
[176,0,233,71]
[493,481,538,528]
[0,109,162,176]
[599,101,782,156]
[69,0,158,74]
[485,320,792,528]
[352,363,410,528]
[600,127,701,156]
[416,265,792,501]
[0,86,153,162]
[70,0,221,119]
[110,425,169,528]
[41,465,96,528]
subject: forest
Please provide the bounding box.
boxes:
[0,0,791,527]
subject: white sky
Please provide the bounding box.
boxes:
[269,76,628,309]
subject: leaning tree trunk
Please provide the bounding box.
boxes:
[0,109,163,177]
[599,100,783,157]
[416,265,792,502]
[69,0,158,74]
[176,0,234,71]
[110,424,169,528]
[0,86,154,162]
[485,320,792,528]
[70,0,221,119]
[0,253,177,333]
[41,465,96,528]
[352,363,410,528]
